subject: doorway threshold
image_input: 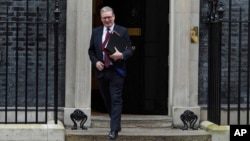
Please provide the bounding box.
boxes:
[91,111,172,128]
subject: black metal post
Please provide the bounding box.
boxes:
[5,6,9,124]
[227,0,232,125]
[36,6,40,123]
[237,8,242,125]
[54,0,61,124]
[45,0,49,124]
[15,7,19,123]
[25,0,29,124]
[207,1,224,125]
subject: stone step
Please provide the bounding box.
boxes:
[66,114,211,141]
[65,127,211,141]
[91,114,173,128]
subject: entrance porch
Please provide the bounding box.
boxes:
[63,0,200,129]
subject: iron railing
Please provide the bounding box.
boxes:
[0,0,60,124]
[206,0,250,125]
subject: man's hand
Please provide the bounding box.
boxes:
[96,61,104,71]
[109,47,123,61]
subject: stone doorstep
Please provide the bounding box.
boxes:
[65,127,211,141]
[0,120,65,141]
[65,114,211,141]
[90,114,173,128]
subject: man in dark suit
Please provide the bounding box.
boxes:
[88,6,133,140]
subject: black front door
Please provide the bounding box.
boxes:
[92,0,169,115]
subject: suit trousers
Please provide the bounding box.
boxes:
[97,66,124,131]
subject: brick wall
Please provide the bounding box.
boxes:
[0,0,66,107]
[199,0,250,105]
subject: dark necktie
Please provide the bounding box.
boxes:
[101,28,111,67]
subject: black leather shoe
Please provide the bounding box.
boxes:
[108,131,118,140]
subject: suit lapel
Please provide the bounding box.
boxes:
[113,25,122,36]
[98,27,103,47]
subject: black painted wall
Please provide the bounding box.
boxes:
[0,0,66,107]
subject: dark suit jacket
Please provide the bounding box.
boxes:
[88,24,133,78]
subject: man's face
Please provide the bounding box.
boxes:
[101,11,115,28]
